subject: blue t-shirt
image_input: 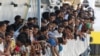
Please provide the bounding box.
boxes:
[47,37,57,46]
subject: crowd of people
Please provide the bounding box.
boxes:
[0,3,94,56]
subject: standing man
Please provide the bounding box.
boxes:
[0,21,11,56]
[0,21,7,38]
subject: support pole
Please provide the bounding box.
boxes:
[37,0,41,29]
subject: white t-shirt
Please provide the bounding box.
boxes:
[64,14,69,20]
[30,34,34,42]
[0,42,4,53]
[48,30,63,38]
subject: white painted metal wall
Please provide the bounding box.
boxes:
[0,0,38,24]
[41,0,62,13]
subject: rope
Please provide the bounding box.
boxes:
[15,0,31,32]
[14,0,31,39]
